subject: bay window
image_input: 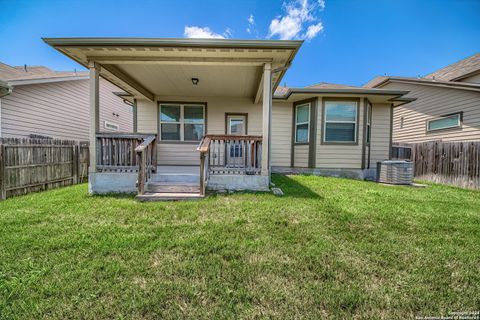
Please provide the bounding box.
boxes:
[159,104,205,141]
[323,100,358,143]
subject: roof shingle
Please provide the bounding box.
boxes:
[425,53,480,81]
[0,62,88,82]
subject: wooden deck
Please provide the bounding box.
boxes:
[94,133,266,200]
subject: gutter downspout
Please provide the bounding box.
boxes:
[0,85,12,138]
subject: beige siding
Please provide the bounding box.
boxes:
[137,96,263,166]
[99,80,133,132]
[381,82,480,143]
[137,98,198,165]
[136,99,157,133]
[136,94,393,170]
[459,73,480,84]
[272,102,292,166]
[369,103,391,167]
[206,97,263,135]
[158,143,199,165]
[0,78,132,140]
[315,97,364,169]
[294,145,309,167]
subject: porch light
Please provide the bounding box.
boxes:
[191,78,199,85]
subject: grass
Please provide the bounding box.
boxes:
[0,175,479,319]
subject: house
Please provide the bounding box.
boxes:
[43,37,411,199]
[364,53,480,143]
[0,62,132,140]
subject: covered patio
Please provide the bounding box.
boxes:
[44,38,302,199]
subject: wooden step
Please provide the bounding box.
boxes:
[145,182,200,193]
[136,192,204,202]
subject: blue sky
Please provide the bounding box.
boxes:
[0,0,479,87]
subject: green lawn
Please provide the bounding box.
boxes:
[0,175,479,319]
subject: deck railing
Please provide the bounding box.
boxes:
[197,134,262,195]
[135,135,157,195]
[96,133,157,172]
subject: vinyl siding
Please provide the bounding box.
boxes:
[315,97,364,169]
[381,82,480,143]
[136,99,157,133]
[136,95,392,170]
[293,145,309,167]
[271,102,292,166]
[0,78,132,140]
[205,97,262,135]
[459,73,480,84]
[369,103,391,167]
[137,96,263,166]
[158,143,199,165]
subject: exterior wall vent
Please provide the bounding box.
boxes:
[376,160,414,185]
[104,121,119,131]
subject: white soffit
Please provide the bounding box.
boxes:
[117,64,260,97]
[43,38,302,100]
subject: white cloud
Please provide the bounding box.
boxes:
[303,22,324,40]
[223,27,233,38]
[248,14,255,25]
[246,14,257,35]
[268,0,325,41]
[184,26,226,39]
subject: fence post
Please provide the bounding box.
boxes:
[79,143,84,183]
[72,143,78,184]
[0,144,6,200]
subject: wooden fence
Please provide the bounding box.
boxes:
[0,137,89,200]
[392,141,480,190]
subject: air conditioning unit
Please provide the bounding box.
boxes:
[376,160,414,185]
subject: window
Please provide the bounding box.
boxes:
[104,121,119,131]
[184,105,205,141]
[323,101,358,143]
[427,113,461,132]
[366,102,372,144]
[159,104,205,141]
[295,103,310,143]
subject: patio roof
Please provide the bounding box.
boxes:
[43,38,303,102]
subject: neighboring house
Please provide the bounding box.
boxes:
[44,37,411,197]
[365,53,480,143]
[0,62,132,140]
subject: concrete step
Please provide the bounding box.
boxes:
[150,173,200,183]
[146,182,200,193]
[136,192,204,202]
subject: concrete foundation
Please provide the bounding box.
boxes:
[207,174,270,192]
[89,170,270,194]
[88,172,138,194]
[272,167,377,180]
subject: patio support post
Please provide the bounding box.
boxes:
[89,61,100,173]
[261,63,272,177]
